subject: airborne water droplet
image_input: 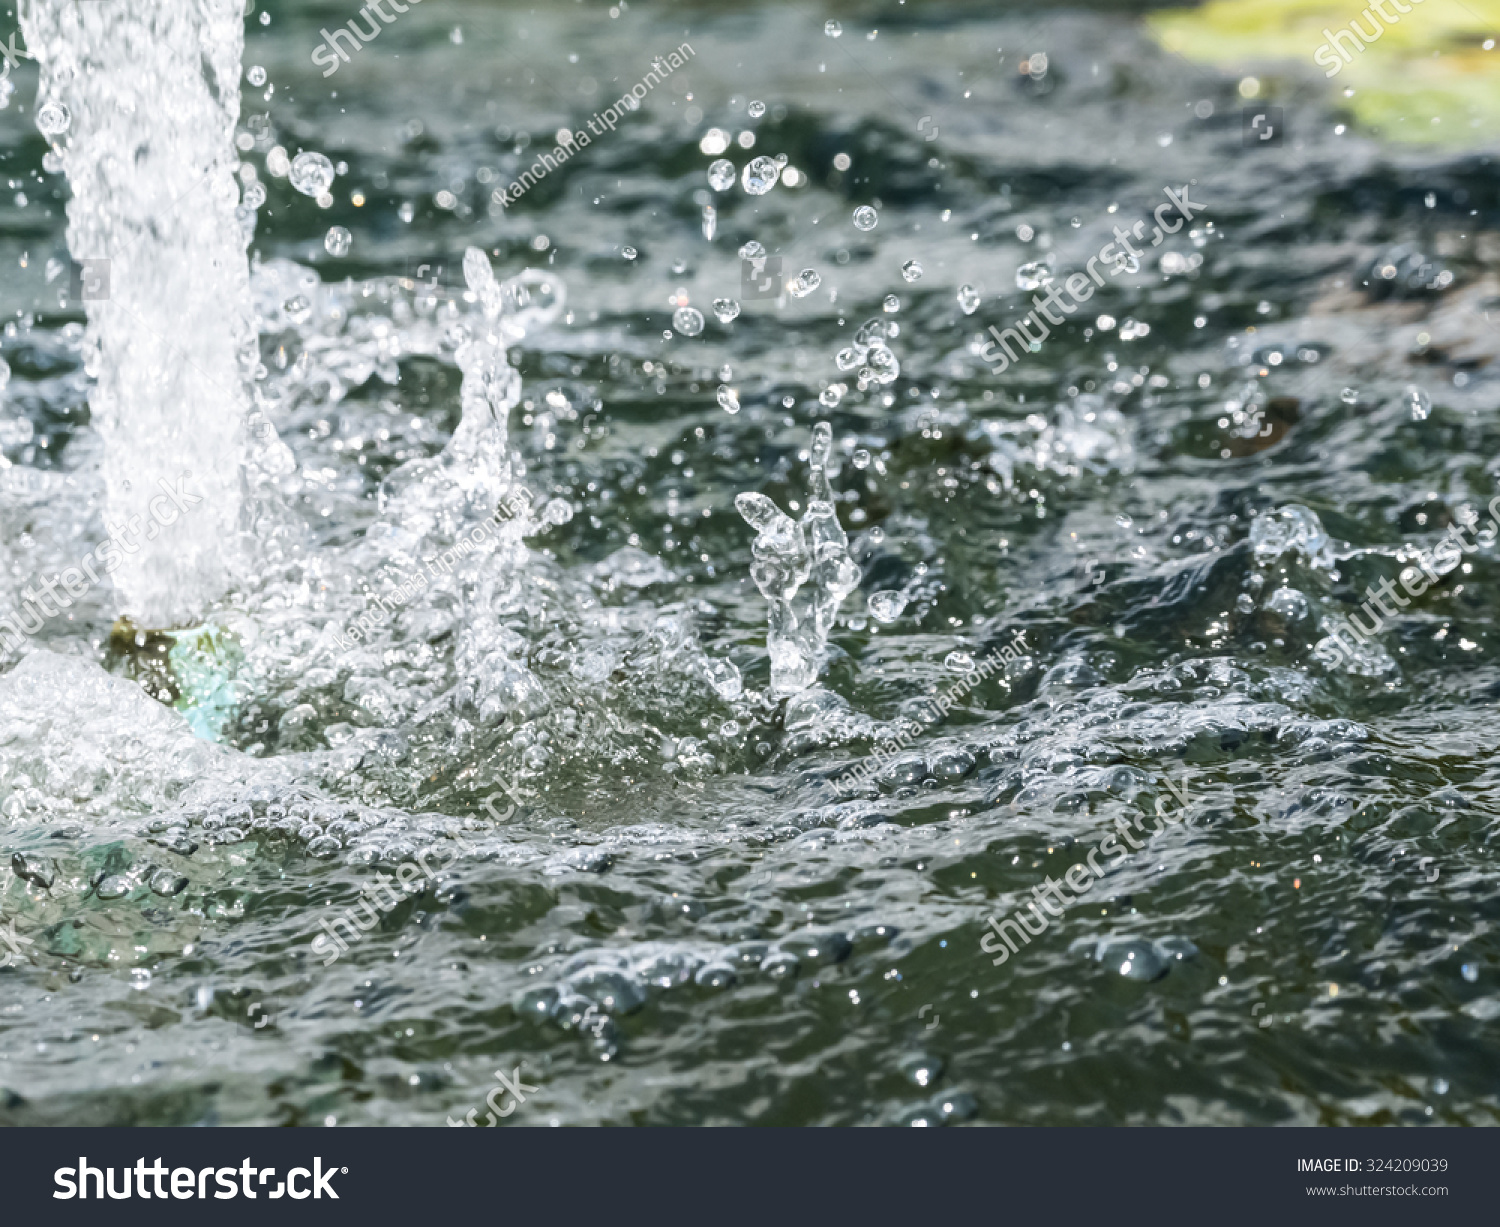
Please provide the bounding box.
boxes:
[852,205,879,231]
[707,159,736,191]
[741,156,781,195]
[713,298,740,323]
[825,19,843,36]
[324,226,351,257]
[957,284,981,314]
[789,268,821,298]
[289,150,336,197]
[902,260,924,282]
[717,385,741,414]
[1404,384,1431,421]
[868,590,908,623]
[673,306,705,336]
[36,101,71,137]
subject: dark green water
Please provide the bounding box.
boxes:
[0,0,1498,1126]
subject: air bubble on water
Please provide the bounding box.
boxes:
[713,298,740,323]
[717,385,741,414]
[883,295,900,313]
[1015,260,1052,291]
[706,658,743,700]
[825,19,843,36]
[789,268,821,297]
[708,159,736,191]
[748,100,766,118]
[853,205,879,231]
[1404,384,1431,421]
[819,383,846,408]
[324,225,352,257]
[742,156,781,195]
[622,246,638,260]
[869,590,908,622]
[902,260,923,282]
[738,240,765,260]
[247,65,267,86]
[673,306,705,336]
[1340,386,1358,404]
[957,284,981,314]
[289,150,336,197]
[36,102,71,137]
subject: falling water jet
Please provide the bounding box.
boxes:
[21,0,260,630]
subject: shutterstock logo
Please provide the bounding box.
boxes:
[54,1158,344,1200]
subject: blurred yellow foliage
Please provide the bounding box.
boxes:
[1149,0,1500,145]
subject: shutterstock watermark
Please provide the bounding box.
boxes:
[446,1064,541,1127]
[0,472,202,659]
[54,1158,342,1200]
[1315,495,1500,669]
[312,0,422,78]
[979,770,1191,966]
[980,185,1206,375]
[308,798,512,966]
[1314,0,1430,78]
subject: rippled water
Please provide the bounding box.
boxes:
[1,1,1498,1126]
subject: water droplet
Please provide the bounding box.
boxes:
[707,158,736,191]
[945,651,974,672]
[1016,260,1052,291]
[738,240,765,260]
[852,205,879,231]
[673,306,705,336]
[242,181,267,208]
[1462,963,1478,982]
[819,383,846,408]
[883,295,900,313]
[324,225,351,257]
[717,385,741,414]
[748,100,766,118]
[713,298,740,323]
[852,448,871,468]
[1404,384,1431,421]
[789,268,821,298]
[1340,386,1358,405]
[247,65,268,87]
[864,342,900,383]
[869,590,908,622]
[825,19,843,37]
[902,259,924,282]
[0,357,10,395]
[741,156,781,195]
[36,102,71,137]
[622,246,638,260]
[289,150,336,197]
[130,968,152,992]
[706,658,743,700]
[1425,191,1437,208]
[957,284,981,315]
[835,347,861,372]
[699,128,731,156]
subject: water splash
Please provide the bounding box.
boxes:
[21,0,258,628]
[736,423,861,696]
